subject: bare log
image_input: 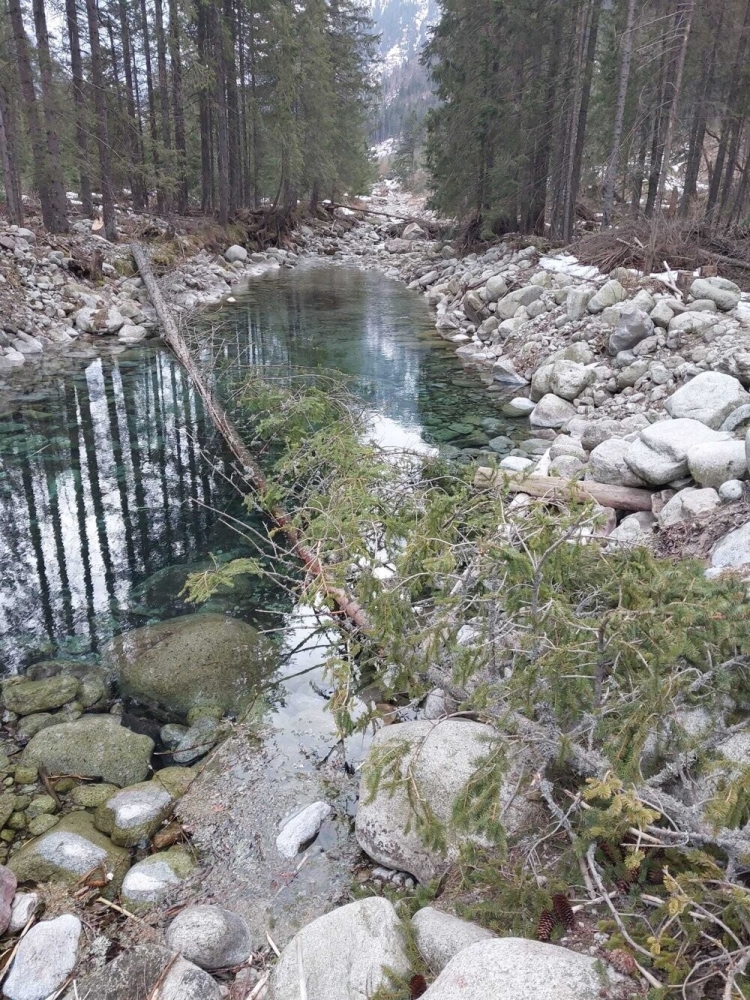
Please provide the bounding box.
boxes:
[130,241,370,631]
[474,467,654,512]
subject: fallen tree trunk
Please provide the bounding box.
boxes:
[474,467,654,512]
[130,241,370,631]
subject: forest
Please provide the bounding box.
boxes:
[0,0,377,238]
[422,0,750,241]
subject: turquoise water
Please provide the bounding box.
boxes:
[0,263,520,673]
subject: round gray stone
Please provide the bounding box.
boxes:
[412,907,495,973]
[166,905,251,970]
[5,914,81,1000]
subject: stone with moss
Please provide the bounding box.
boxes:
[103,613,275,719]
[26,794,56,818]
[2,675,79,716]
[22,715,153,787]
[94,781,173,847]
[7,812,26,830]
[27,813,59,836]
[152,766,197,799]
[9,811,130,895]
[16,713,60,743]
[13,765,38,785]
[70,782,119,808]
[0,793,15,829]
[121,847,197,906]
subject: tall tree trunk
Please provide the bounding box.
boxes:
[139,0,165,211]
[167,0,188,212]
[31,0,69,231]
[564,0,602,241]
[223,0,240,213]
[153,0,171,162]
[65,0,94,216]
[602,0,638,228]
[8,0,63,231]
[656,0,695,212]
[706,0,750,223]
[197,0,213,213]
[118,0,148,210]
[248,0,261,207]
[0,82,22,225]
[85,0,118,240]
[212,0,229,224]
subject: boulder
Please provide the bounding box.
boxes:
[721,404,750,433]
[94,781,173,846]
[690,276,741,311]
[608,511,656,547]
[657,488,721,529]
[420,938,623,1000]
[587,279,626,313]
[462,291,485,324]
[565,285,595,321]
[121,848,197,906]
[22,715,153,787]
[548,360,594,401]
[687,440,748,489]
[224,245,248,263]
[501,397,535,417]
[710,521,750,574]
[166,905,251,970]
[651,300,674,328]
[276,801,332,859]
[484,275,508,301]
[118,324,148,344]
[403,223,426,240]
[495,286,541,321]
[4,914,81,1000]
[355,720,539,883]
[2,675,79,716]
[529,394,576,430]
[625,419,728,486]
[587,439,646,487]
[664,371,750,429]
[719,479,745,502]
[412,907,495,974]
[8,892,40,934]
[104,613,275,718]
[608,308,654,356]
[9,812,130,894]
[549,455,584,478]
[75,305,125,335]
[0,865,16,934]
[172,715,220,764]
[668,311,720,337]
[492,358,527,387]
[530,363,554,402]
[62,944,221,1000]
[269,897,409,1000]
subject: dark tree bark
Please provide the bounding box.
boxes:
[212,0,229,224]
[31,0,70,231]
[118,0,148,210]
[564,0,602,241]
[224,0,241,212]
[85,0,118,240]
[0,82,22,225]
[139,0,165,211]
[602,0,637,227]
[197,0,214,212]
[8,0,65,231]
[65,0,94,216]
[167,0,188,212]
[153,0,172,159]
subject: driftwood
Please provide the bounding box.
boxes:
[327,201,438,230]
[474,467,654,512]
[130,241,370,631]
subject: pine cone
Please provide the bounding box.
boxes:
[410,974,428,998]
[607,948,637,976]
[536,909,555,941]
[552,892,575,931]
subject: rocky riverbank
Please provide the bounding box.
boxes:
[2,197,749,999]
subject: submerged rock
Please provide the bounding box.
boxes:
[104,613,275,718]
[1,675,79,716]
[276,801,332,859]
[270,897,409,1000]
[22,715,153,787]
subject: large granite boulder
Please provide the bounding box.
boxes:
[355,720,539,883]
[587,438,646,487]
[664,372,750,429]
[625,419,729,486]
[710,521,750,575]
[420,938,624,1000]
[687,440,748,489]
[412,907,495,974]
[5,914,81,1000]
[269,898,409,1000]
[165,905,251,970]
[529,394,576,431]
[103,613,275,718]
[22,715,153,787]
[690,276,741,311]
